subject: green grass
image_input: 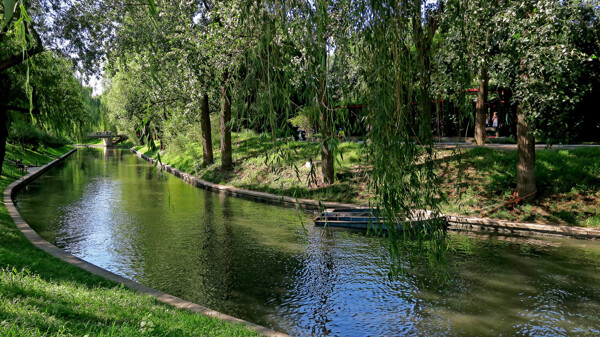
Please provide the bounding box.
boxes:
[2,144,75,179]
[117,140,135,147]
[0,143,260,337]
[79,138,105,145]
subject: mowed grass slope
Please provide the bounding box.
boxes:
[137,132,600,227]
[136,135,372,204]
[0,144,260,337]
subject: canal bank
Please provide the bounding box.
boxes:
[3,147,288,337]
[131,148,600,240]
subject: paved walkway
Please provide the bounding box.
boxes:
[293,135,600,150]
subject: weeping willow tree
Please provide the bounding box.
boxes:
[0,1,96,175]
[352,0,450,271]
[230,0,452,273]
[239,0,360,185]
[29,0,458,272]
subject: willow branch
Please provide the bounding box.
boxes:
[0,24,44,73]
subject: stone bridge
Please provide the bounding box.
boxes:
[88,132,118,147]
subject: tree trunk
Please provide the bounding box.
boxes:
[516,101,536,201]
[315,0,334,185]
[475,65,489,145]
[220,71,232,170]
[317,7,335,185]
[200,92,213,165]
[320,109,334,185]
[319,74,334,184]
[318,64,334,184]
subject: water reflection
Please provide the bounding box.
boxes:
[13,148,600,336]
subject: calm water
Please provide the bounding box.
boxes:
[14,148,600,336]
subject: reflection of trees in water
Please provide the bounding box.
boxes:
[408,233,600,336]
[301,229,338,336]
[217,193,235,300]
[145,166,154,180]
[20,148,600,336]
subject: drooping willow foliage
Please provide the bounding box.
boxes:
[62,0,480,275]
[228,0,456,275]
[352,1,447,271]
[96,0,598,277]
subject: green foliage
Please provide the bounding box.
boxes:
[2,0,16,30]
[496,0,596,141]
[8,122,69,149]
[60,0,600,275]
[136,133,367,202]
[0,143,72,179]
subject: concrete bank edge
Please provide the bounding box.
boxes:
[447,215,600,239]
[5,148,291,337]
[130,148,358,211]
[130,149,600,240]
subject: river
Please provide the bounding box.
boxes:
[14,148,600,336]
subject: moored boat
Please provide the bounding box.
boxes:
[314,208,446,231]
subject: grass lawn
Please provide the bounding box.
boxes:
[136,132,600,227]
[438,147,600,227]
[0,143,260,337]
[136,134,373,204]
[2,144,75,179]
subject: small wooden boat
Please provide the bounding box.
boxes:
[314,208,446,232]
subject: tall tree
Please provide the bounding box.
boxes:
[472,4,496,145]
[315,0,334,184]
[220,70,233,170]
[412,1,444,145]
[474,41,490,145]
[290,0,354,185]
[0,1,43,174]
[200,92,213,165]
[498,0,594,201]
[1,2,93,174]
[356,0,446,229]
